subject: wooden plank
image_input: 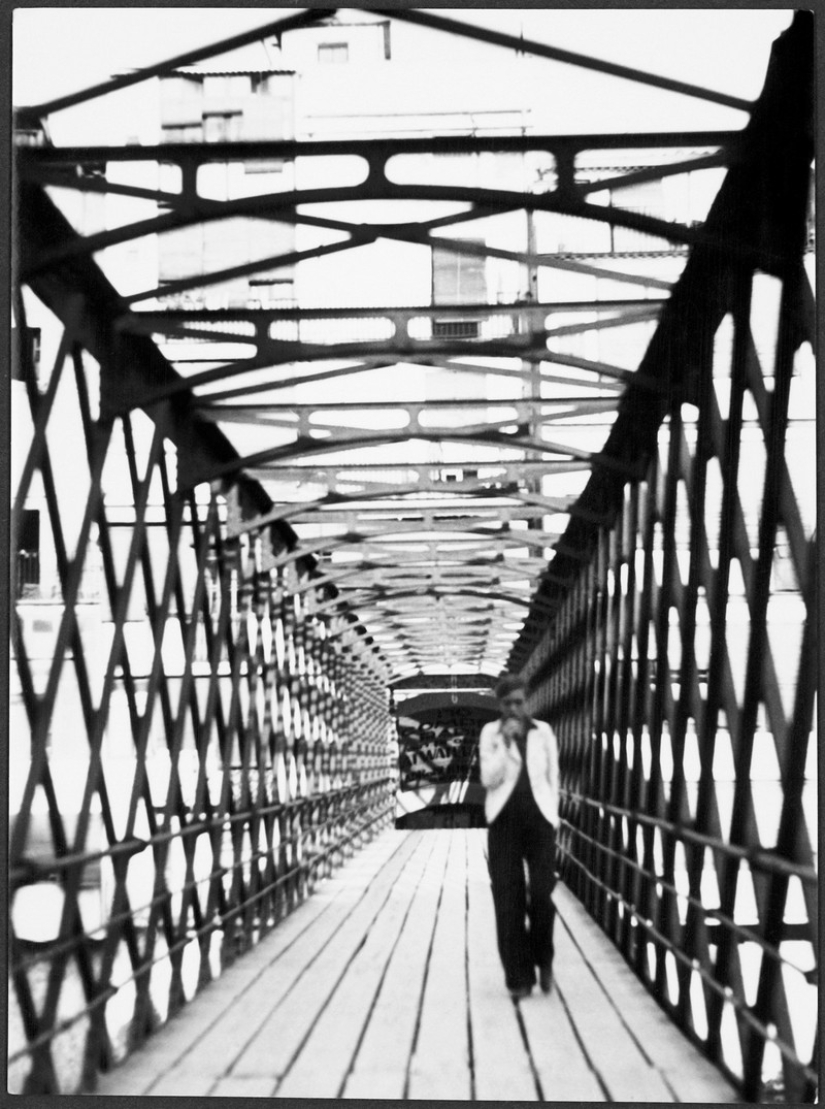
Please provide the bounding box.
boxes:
[231,830,421,1080]
[343,830,452,1099]
[275,832,437,1098]
[211,1076,277,1097]
[553,885,739,1103]
[552,916,675,1102]
[95,827,410,1097]
[406,829,472,1101]
[143,1070,217,1097]
[465,829,538,1102]
[520,989,607,1102]
[343,1069,415,1100]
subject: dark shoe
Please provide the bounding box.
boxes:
[539,965,553,994]
[509,985,533,1000]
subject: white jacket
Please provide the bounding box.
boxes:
[479,717,560,827]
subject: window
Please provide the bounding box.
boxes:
[610,179,668,252]
[14,127,47,146]
[432,319,481,339]
[159,225,205,283]
[806,187,815,250]
[433,242,487,305]
[432,241,487,338]
[12,327,40,381]
[16,509,40,594]
[440,468,477,483]
[203,112,242,143]
[161,123,204,144]
[245,158,285,175]
[203,74,251,99]
[248,278,296,308]
[318,42,349,64]
[160,73,204,137]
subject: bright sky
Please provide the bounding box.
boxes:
[13,6,794,111]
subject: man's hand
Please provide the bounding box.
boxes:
[501,718,524,747]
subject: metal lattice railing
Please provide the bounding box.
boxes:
[9,284,396,1092]
[520,14,817,1103]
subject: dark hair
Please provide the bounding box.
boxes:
[494,673,525,700]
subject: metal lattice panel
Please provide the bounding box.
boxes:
[9,290,396,1092]
[521,13,817,1101]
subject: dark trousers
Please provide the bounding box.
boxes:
[487,786,557,991]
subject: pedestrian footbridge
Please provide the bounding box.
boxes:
[9,8,817,1103]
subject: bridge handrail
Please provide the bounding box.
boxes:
[560,846,818,1091]
[562,790,817,886]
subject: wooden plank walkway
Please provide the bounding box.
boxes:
[93,828,739,1101]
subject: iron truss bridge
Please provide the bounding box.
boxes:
[10,7,817,1101]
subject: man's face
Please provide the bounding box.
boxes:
[499,689,528,722]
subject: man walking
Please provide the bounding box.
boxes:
[479,673,560,1000]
